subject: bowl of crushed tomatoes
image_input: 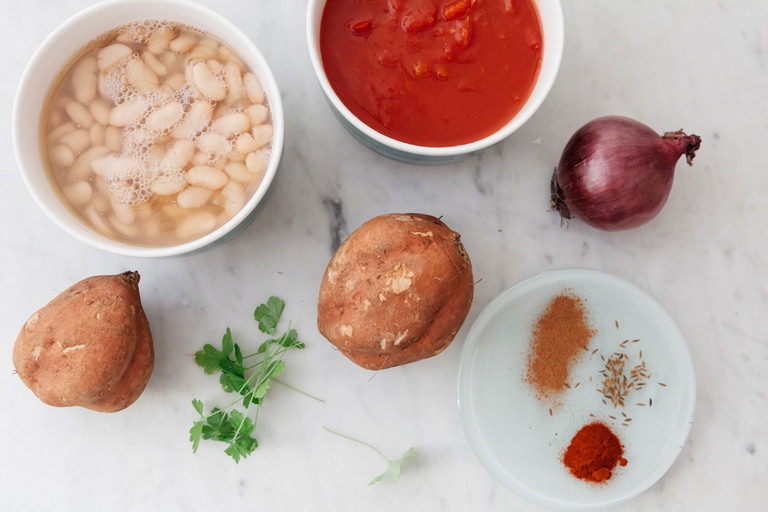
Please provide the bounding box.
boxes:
[307,0,563,165]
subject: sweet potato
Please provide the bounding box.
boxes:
[317,213,473,370]
[12,271,154,412]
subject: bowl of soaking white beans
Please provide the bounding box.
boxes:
[13,0,284,257]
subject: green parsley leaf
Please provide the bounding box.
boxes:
[254,296,284,335]
[221,328,234,357]
[220,371,249,394]
[194,344,225,374]
[234,343,244,366]
[189,420,204,453]
[224,435,258,463]
[192,398,204,416]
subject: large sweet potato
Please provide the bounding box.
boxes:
[317,213,473,370]
[12,271,154,412]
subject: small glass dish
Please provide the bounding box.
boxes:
[457,268,696,510]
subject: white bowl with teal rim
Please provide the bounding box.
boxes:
[13,0,284,257]
[306,0,564,165]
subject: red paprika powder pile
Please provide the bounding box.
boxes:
[563,422,627,483]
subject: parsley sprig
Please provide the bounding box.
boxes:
[323,427,418,485]
[190,297,319,462]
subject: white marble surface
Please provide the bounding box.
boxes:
[1,1,766,510]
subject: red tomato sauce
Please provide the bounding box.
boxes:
[319,0,543,147]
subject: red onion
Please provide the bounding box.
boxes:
[550,116,701,231]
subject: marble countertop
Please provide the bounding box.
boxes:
[1,0,765,510]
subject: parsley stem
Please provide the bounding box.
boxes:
[323,427,388,460]
[272,378,324,402]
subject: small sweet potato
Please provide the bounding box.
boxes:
[317,213,473,370]
[12,271,154,412]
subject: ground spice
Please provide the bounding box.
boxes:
[526,293,595,400]
[563,422,627,483]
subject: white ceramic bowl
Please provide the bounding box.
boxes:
[306,0,563,165]
[13,0,284,257]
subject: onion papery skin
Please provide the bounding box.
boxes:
[551,116,701,231]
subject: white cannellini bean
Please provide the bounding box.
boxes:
[218,44,246,69]
[142,50,167,77]
[109,96,147,127]
[245,104,269,126]
[190,151,210,166]
[146,26,177,54]
[221,180,244,202]
[110,195,136,224]
[146,38,169,56]
[48,122,77,143]
[224,63,246,104]
[221,181,245,217]
[235,132,258,154]
[161,138,194,168]
[110,216,139,238]
[223,161,252,183]
[97,43,133,70]
[251,124,273,149]
[213,113,250,138]
[188,42,219,63]
[71,57,97,105]
[225,198,245,218]
[125,58,160,89]
[191,61,227,101]
[105,126,123,152]
[177,186,213,208]
[60,129,91,154]
[65,101,94,129]
[115,32,136,44]
[50,144,75,167]
[245,149,269,175]
[70,146,110,181]
[244,73,265,104]
[90,124,106,146]
[89,99,111,125]
[97,72,108,98]
[49,109,65,127]
[63,181,93,205]
[169,33,196,53]
[171,100,213,139]
[145,101,184,132]
[53,94,72,111]
[176,211,217,238]
[207,59,223,73]
[84,205,111,234]
[164,73,185,92]
[187,165,228,190]
[92,155,134,177]
[197,132,231,156]
[162,203,186,219]
[91,192,109,213]
[163,50,179,69]
[90,156,111,177]
[150,176,187,196]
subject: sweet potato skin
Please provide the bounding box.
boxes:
[12,271,154,412]
[317,214,473,370]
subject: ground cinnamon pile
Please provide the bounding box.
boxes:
[563,422,627,482]
[526,293,595,400]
